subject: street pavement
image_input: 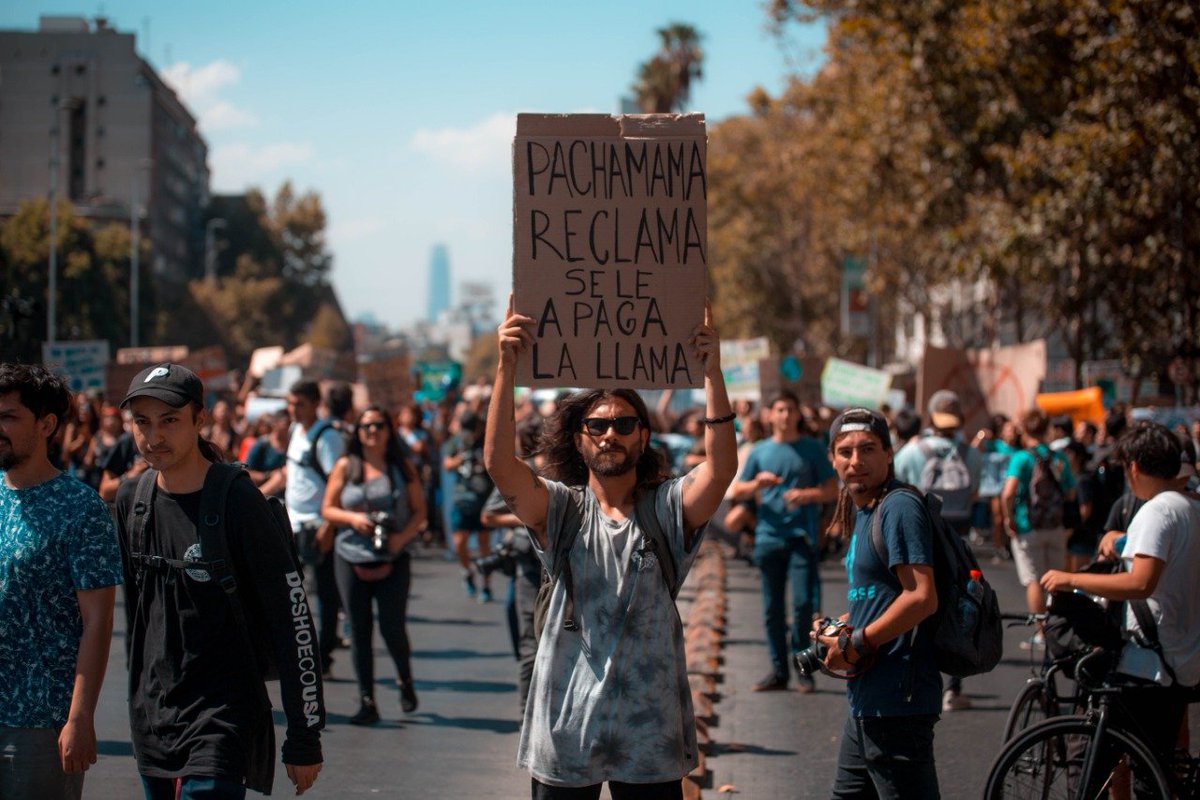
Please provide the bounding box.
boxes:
[84,536,1072,799]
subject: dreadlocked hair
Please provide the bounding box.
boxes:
[534,388,670,500]
[826,462,896,541]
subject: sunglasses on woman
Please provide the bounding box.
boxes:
[581,416,640,436]
[359,421,388,432]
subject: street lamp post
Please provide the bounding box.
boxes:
[47,104,63,345]
[130,158,152,348]
[205,218,226,282]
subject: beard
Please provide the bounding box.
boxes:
[584,440,643,478]
[0,444,24,471]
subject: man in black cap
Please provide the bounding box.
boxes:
[817,407,942,799]
[116,364,324,798]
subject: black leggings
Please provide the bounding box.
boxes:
[333,553,414,698]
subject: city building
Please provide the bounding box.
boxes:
[0,15,209,281]
[426,243,451,322]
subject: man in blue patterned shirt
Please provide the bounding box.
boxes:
[0,363,123,800]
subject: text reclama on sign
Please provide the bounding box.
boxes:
[513,113,707,389]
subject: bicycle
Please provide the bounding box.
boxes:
[985,647,1200,799]
[1000,612,1090,742]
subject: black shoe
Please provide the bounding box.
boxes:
[400,682,419,713]
[795,673,816,694]
[752,671,789,692]
[349,697,379,726]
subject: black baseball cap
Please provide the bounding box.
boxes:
[828,407,891,450]
[120,363,204,409]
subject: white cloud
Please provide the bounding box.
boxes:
[409,112,516,173]
[162,59,257,133]
[209,141,316,192]
[329,216,387,245]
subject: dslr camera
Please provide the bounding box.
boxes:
[472,542,517,578]
[367,511,399,553]
[793,617,851,677]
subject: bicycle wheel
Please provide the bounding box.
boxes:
[985,716,1172,800]
[1003,680,1055,742]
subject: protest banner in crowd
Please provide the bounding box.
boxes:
[513,113,707,389]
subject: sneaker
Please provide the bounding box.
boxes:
[463,572,477,599]
[942,689,972,711]
[399,682,419,714]
[349,697,380,726]
[795,673,816,695]
[478,586,494,604]
[1019,633,1045,651]
[752,672,789,692]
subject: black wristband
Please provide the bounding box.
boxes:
[850,627,874,659]
[698,412,736,425]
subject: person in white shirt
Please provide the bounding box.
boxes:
[1041,421,1200,776]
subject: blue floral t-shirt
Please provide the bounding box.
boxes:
[0,472,123,728]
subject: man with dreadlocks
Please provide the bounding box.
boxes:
[485,298,737,800]
[817,407,942,799]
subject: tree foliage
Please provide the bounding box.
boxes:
[194,182,350,363]
[710,0,1199,391]
[0,198,153,362]
[633,23,705,113]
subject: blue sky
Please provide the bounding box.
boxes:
[3,1,825,329]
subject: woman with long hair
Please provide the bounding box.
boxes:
[321,405,426,725]
[62,391,101,487]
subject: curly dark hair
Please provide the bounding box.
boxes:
[0,362,71,439]
[534,389,669,498]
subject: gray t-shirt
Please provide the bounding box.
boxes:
[518,477,704,787]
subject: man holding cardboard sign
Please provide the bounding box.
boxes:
[484,296,736,798]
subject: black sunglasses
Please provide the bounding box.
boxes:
[582,416,640,436]
[359,421,388,432]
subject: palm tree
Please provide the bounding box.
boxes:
[632,23,704,113]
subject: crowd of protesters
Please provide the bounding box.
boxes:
[6,350,1200,798]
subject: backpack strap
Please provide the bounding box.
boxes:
[633,486,680,599]
[199,462,247,599]
[302,419,336,483]
[554,486,588,631]
[867,484,926,566]
[1128,595,1180,685]
[129,469,159,582]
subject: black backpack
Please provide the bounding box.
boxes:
[1027,449,1066,530]
[128,462,301,681]
[532,486,678,641]
[869,485,1003,677]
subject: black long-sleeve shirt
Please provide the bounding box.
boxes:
[117,471,323,788]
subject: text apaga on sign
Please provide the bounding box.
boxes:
[513,113,707,389]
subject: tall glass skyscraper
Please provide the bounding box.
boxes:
[427,243,451,322]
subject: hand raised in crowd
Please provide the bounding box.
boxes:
[689,300,721,378]
[497,294,536,367]
[285,761,322,795]
[752,471,783,490]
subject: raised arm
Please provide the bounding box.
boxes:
[680,302,738,535]
[484,296,551,546]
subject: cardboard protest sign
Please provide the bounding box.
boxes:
[720,338,771,401]
[919,341,1046,435]
[248,346,284,379]
[513,113,707,389]
[43,340,110,393]
[821,357,893,409]
[359,350,412,411]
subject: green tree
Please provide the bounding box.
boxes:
[632,23,705,113]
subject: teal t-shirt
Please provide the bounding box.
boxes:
[0,472,124,727]
[740,437,836,542]
[1005,444,1076,534]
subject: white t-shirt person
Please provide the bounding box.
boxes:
[1122,490,1200,687]
[285,421,344,528]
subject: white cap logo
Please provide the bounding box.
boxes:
[144,367,170,383]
